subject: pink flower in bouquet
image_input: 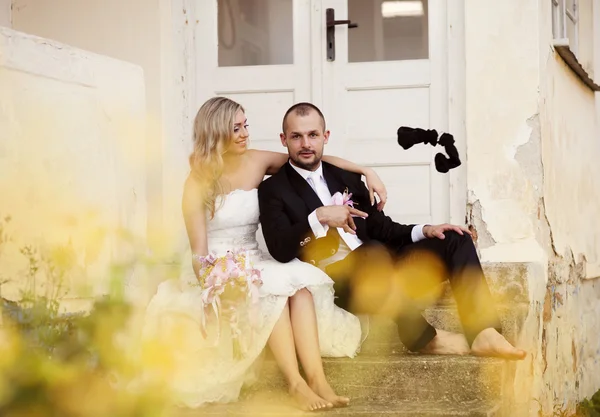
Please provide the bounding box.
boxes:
[245,268,263,304]
[201,271,226,304]
[192,249,263,357]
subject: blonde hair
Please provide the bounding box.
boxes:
[189,96,245,218]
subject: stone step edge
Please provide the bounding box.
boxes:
[187,394,502,416]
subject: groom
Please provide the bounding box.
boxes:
[257,102,525,359]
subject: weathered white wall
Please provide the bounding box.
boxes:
[0,27,146,302]
[465,0,545,265]
[10,0,185,256]
[465,3,546,414]
[465,0,600,415]
[535,0,600,413]
[540,52,600,276]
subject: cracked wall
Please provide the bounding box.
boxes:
[534,0,600,412]
[465,0,547,267]
[465,0,600,415]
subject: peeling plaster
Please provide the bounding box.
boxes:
[469,103,598,415]
[515,114,543,196]
[536,197,559,258]
[508,115,536,161]
[513,114,560,260]
[465,0,600,413]
[466,200,496,249]
[468,113,547,261]
[512,113,591,414]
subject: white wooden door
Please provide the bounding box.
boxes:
[195,0,312,152]
[316,0,449,225]
[194,0,449,225]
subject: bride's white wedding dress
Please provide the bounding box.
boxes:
[141,188,363,408]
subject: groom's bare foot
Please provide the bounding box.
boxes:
[471,328,526,360]
[289,379,333,411]
[419,329,470,355]
[309,377,350,408]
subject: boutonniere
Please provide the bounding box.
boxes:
[331,187,364,218]
[331,187,354,207]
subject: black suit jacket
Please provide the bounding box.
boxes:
[258,161,416,265]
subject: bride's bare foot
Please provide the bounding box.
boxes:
[289,379,333,411]
[309,377,350,408]
[419,329,470,355]
[471,328,526,360]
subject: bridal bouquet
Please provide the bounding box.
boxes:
[191,250,263,358]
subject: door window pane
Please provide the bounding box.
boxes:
[348,0,429,62]
[218,0,294,66]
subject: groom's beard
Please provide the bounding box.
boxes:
[290,148,322,171]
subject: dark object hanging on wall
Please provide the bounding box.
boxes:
[396,126,438,149]
[396,126,461,173]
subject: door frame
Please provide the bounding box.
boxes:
[168,0,467,226]
[446,1,467,226]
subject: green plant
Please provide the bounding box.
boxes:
[10,244,73,354]
[0,215,173,417]
[576,390,600,417]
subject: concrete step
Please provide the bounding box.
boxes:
[479,263,529,305]
[423,306,526,344]
[251,355,503,405]
[349,263,530,349]
[433,262,530,307]
[176,392,501,416]
[358,341,408,356]
[170,262,529,417]
[360,301,526,348]
[360,305,528,344]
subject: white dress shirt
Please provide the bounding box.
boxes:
[289,161,427,268]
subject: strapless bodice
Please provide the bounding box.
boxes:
[206,188,260,255]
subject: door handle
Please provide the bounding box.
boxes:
[326,8,358,61]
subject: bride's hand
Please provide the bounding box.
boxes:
[363,168,387,211]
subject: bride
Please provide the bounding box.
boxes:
[141,97,388,411]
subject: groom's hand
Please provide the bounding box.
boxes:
[316,206,369,235]
[423,223,472,240]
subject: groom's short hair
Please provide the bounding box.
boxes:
[282,102,326,133]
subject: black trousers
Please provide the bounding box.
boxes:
[324,231,502,352]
